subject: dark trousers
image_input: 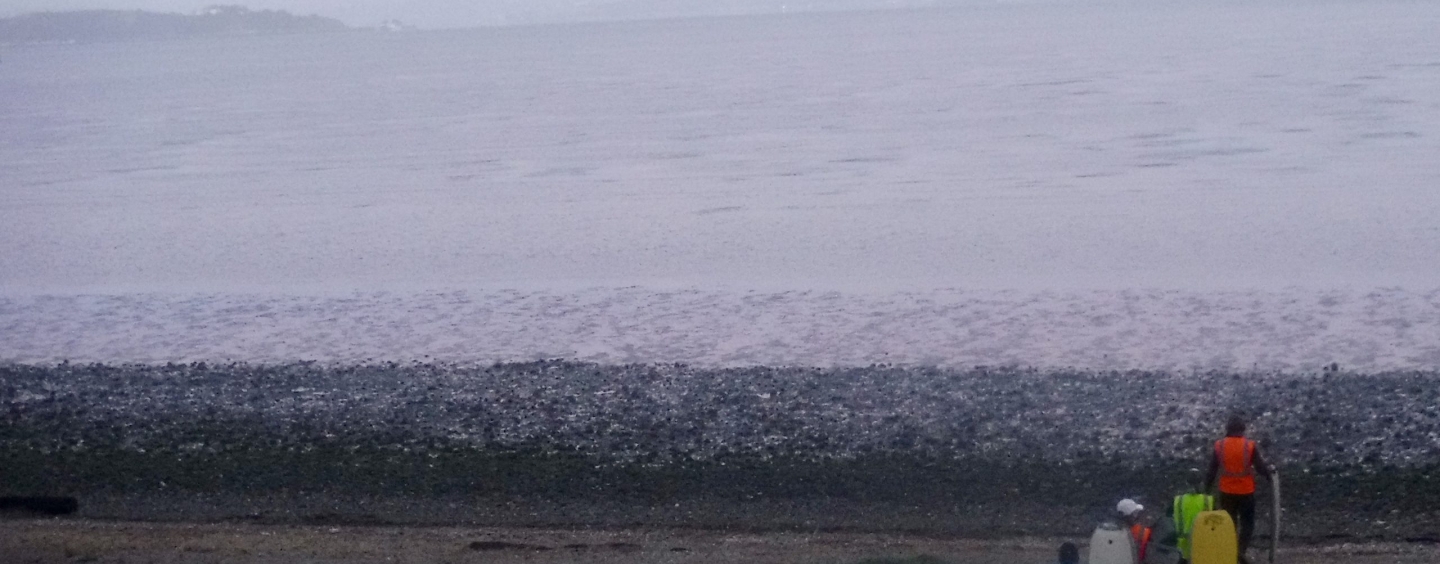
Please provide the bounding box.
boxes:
[1219,492,1257,558]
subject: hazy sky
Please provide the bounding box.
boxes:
[0,0,986,28]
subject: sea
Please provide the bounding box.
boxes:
[2,0,1439,372]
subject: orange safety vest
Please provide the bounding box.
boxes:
[1216,437,1257,495]
[1130,524,1153,562]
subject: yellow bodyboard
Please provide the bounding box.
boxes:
[1190,510,1238,564]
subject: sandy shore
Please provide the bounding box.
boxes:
[3,519,1439,564]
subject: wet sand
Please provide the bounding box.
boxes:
[3,519,1438,564]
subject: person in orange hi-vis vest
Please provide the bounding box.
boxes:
[1117,498,1154,563]
[1203,415,1274,564]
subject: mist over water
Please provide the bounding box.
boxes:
[0,0,1087,29]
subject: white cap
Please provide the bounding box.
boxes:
[1117,499,1144,516]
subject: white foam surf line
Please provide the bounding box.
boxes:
[3,287,1438,372]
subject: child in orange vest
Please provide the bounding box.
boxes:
[1117,498,1154,563]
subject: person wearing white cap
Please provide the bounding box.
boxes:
[1117,498,1154,563]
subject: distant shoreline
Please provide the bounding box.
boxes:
[0,7,350,46]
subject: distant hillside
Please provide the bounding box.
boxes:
[574,0,952,22]
[0,5,348,45]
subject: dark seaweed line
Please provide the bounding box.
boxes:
[4,361,1438,468]
[3,362,1438,539]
